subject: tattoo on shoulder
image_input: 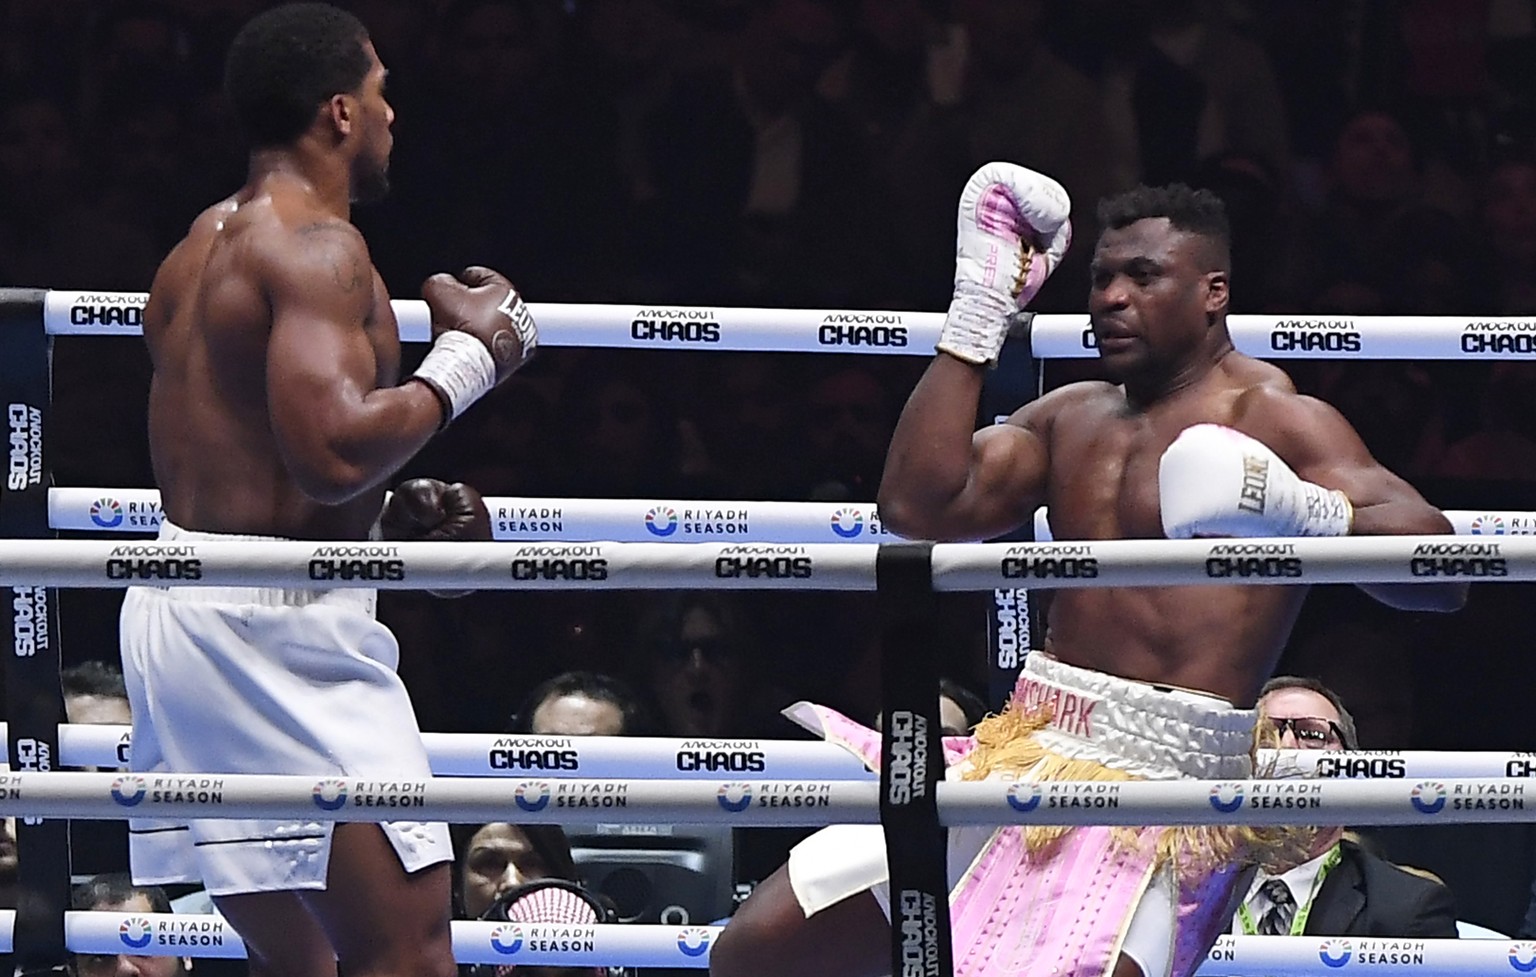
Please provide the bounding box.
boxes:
[295,220,368,293]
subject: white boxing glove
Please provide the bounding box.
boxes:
[1159,424,1353,538]
[936,162,1072,366]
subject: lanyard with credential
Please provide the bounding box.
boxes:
[1236,843,1344,937]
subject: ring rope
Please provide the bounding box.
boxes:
[28,723,1536,781]
[34,912,1527,972]
[29,724,875,780]
[31,912,1523,973]
[44,487,1523,542]
[3,771,1529,827]
[40,289,1536,360]
[0,536,1511,590]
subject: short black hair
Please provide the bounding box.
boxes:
[61,660,127,700]
[509,670,657,736]
[1257,675,1360,750]
[224,2,372,148]
[1096,183,1231,266]
[71,872,172,913]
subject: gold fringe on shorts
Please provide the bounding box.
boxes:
[962,702,1313,876]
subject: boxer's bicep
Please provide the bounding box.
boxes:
[1237,389,1444,529]
[264,223,382,495]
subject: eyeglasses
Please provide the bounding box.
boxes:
[1266,716,1346,749]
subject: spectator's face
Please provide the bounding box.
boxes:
[0,818,15,882]
[0,97,75,198]
[529,693,625,736]
[460,823,554,919]
[1484,161,1536,268]
[805,369,888,468]
[1332,112,1415,204]
[65,694,131,726]
[649,605,743,738]
[1259,689,1345,751]
[74,894,190,977]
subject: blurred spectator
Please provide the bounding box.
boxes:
[1278,106,1471,313]
[0,88,159,288]
[1431,362,1536,483]
[62,660,131,728]
[632,594,784,739]
[510,671,657,736]
[1472,153,1536,314]
[793,364,895,502]
[71,874,192,977]
[639,0,880,305]
[1233,677,1457,938]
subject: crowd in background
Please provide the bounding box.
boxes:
[6,0,1536,941]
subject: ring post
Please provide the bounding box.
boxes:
[877,541,952,977]
[0,288,69,977]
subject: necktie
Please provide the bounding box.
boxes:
[1258,878,1297,935]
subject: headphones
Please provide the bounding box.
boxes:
[469,878,633,977]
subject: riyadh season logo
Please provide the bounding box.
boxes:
[90,498,124,528]
[119,917,154,950]
[1471,514,1507,535]
[1208,783,1245,813]
[1318,939,1352,968]
[1005,782,1043,813]
[489,924,525,955]
[717,783,752,813]
[312,779,348,811]
[1410,781,1447,815]
[1510,942,1536,973]
[677,927,713,958]
[829,508,864,538]
[515,781,551,813]
[110,775,147,807]
[644,506,678,537]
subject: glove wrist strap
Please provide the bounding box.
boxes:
[937,279,1015,366]
[1297,485,1354,536]
[412,330,497,427]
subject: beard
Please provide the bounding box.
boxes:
[351,153,391,204]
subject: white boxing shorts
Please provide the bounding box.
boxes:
[117,520,451,896]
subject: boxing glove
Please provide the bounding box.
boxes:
[1159,424,1353,538]
[379,477,492,542]
[413,266,538,427]
[379,478,491,597]
[937,162,1072,366]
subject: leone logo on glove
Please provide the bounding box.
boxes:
[1236,454,1268,514]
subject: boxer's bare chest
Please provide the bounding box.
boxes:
[1045,386,1244,540]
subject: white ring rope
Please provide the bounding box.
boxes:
[24,723,1536,781]
[45,487,1525,542]
[0,539,877,590]
[0,536,1516,589]
[1,771,1530,827]
[30,912,1527,973]
[24,724,874,780]
[32,913,1525,973]
[40,291,1536,360]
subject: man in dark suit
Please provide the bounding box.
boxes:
[1232,676,1459,938]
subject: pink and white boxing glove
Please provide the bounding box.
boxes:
[1159,424,1353,538]
[936,162,1072,367]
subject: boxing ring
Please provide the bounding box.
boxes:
[6,289,1536,975]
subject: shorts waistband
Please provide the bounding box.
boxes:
[1010,654,1256,779]
[136,519,377,615]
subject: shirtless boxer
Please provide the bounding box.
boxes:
[118,6,536,977]
[709,168,1466,977]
